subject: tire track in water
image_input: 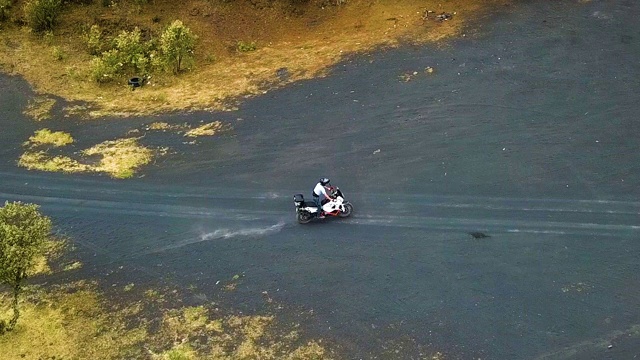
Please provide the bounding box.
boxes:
[144,222,287,255]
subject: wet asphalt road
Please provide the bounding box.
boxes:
[1,0,640,358]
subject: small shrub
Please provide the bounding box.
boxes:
[113,27,148,74]
[23,0,62,33]
[43,30,54,45]
[236,40,256,52]
[66,67,85,82]
[83,24,103,55]
[90,49,122,83]
[51,46,65,60]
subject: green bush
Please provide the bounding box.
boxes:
[23,0,62,33]
[90,49,122,83]
[91,27,152,83]
[51,45,65,60]
[113,27,149,74]
[160,20,197,74]
[84,24,103,55]
[236,40,256,52]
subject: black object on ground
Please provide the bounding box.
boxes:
[128,77,143,88]
[469,232,490,239]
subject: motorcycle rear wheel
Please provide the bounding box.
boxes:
[297,211,312,224]
[339,203,353,218]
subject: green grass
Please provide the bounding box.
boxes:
[0,283,147,360]
[19,137,160,179]
[18,151,88,173]
[0,282,333,360]
[26,128,74,147]
[82,137,154,179]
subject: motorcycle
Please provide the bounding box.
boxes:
[293,186,354,224]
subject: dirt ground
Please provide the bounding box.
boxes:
[0,0,509,117]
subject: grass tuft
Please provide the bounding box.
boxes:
[18,151,89,173]
[26,128,74,147]
[184,121,227,137]
[63,261,83,271]
[82,137,154,179]
[23,96,56,121]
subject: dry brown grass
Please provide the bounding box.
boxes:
[0,0,509,118]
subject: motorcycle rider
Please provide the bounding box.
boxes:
[313,177,332,219]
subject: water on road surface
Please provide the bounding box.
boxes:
[1,0,639,358]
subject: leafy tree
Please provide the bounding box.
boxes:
[0,201,52,333]
[23,0,62,33]
[160,20,197,74]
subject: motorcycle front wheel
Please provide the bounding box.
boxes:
[297,211,312,224]
[339,203,353,218]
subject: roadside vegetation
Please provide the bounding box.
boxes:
[0,201,65,333]
[4,0,509,178]
[0,0,509,118]
[0,281,332,360]
[0,201,333,359]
